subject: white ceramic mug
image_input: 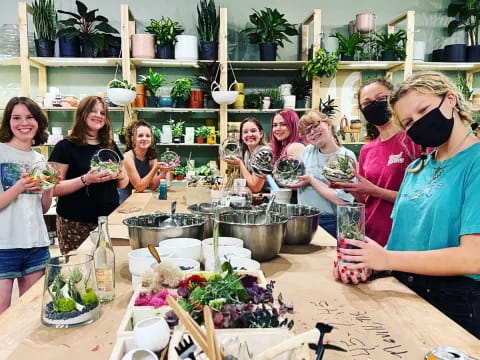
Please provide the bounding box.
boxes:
[121,348,158,360]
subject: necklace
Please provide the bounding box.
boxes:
[430,131,471,182]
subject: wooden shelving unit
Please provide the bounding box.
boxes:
[134,107,219,113]
[0,57,21,66]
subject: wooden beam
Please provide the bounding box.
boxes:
[388,11,408,27]
[403,10,415,79]
[219,8,228,175]
[302,10,316,25]
[301,25,309,61]
[466,71,474,99]
[18,2,31,98]
[121,4,133,126]
[311,10,322,111]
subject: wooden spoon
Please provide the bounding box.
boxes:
[147,244,161,264]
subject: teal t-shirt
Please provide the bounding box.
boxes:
[386,142,480,280]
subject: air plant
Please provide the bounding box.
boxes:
[322,154,355,182]
[272,156,305,186]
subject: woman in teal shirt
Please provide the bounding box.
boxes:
[337,72,480,338]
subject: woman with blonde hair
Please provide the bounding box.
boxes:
[337,72,480,338]
[49,96,129,254]
[289,110,355,237]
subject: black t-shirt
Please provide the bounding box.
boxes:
[49,139,123,224]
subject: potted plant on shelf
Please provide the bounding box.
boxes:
[174,165,186,180]
[242,7,299,61]
[31,0,57,57]
[196,0,219,60]
[195,61,219,108]
[291,76,311,109]
[447,0,480,62]
[171,78,192,108]
[189,89,204,108]
[57,0,119,57]
[106,79,136,106]
[456,72,474,101]
[262,87,282,109]
[320,95,338,118]
[244,93,262,110]
[114,126,127,144]
[194,126,212,144]
[330,32,365,61]
[168,118,185,143]
[375,30,407,61]
[302,49,339,81]
[138,68,166,107]
[146,17,184,59]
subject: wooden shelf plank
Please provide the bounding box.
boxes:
[131,58,204,68]
[228,61,306,70]
[227,108,311,113]
[412,61,480,71]
[338,61,404,70]
[29,57,120,67]
[134,107,219,113]
[0,57,21,66]
[155,143,220,147]
[41,107,124,112]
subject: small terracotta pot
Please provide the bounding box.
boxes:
[131,34,155,58]
[189,90,204,108]
[197,137,205,144]
[134,84,146,107]
[176,174,185,180]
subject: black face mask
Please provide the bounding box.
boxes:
[406,95,454,147]
[361,100,391,126]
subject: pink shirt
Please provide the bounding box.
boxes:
[358,131,422,246]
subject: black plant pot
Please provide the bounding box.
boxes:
[35,39,55,57]
[59,37,80,57]
[119,134,126,144]
[271,100,283,109]
[81,39,95,57]
[156,44,174,59]
[467,45,480,62]
[106,45,121,58]
[444,44,466,62]
[204,98,218,109]
[199,41,218,60]
[432,49,444,62]
[381,50,396,61]
[340,54,354,61]
[259,43,277,61]
[172,135,184,143]
[174,98,189,108]
[146,96,158,107]
[295,99,307,109]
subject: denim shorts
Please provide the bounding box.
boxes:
[0,247,50,279]
[319,214,337,238]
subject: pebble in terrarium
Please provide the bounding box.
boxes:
[90,149,120,176]
[322,153,356,183]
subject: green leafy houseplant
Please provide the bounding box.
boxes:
[171,78,193,101]
[197,0,219,42]
[302,49,339,81]
[168,118,185,137]
[146,17,184,47]
[244,93,262,109]
[195,61,219,98]
[57,0,119,56]
[194,126,212,139]
[330,32,365,60]
[320,96,338,118]
[447,0,480,46]
[291,76,311,100]
[139,68,166,96]
[375,30,407,60]
[108,79,135,91]
[31,0,57,41]
[150,125,162,144]
[456,72,474,100]
[174,165,187,177]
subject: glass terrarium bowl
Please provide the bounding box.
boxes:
[250,147,275,175]
[322,153,356,183]
[220,137,241,159]
[29,161,59,191]
[272,155,305,186]
[158,149,180,168]
[41,254,101,328]
[90,149,120,176]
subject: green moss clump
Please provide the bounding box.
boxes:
[55,298,76,312]
[81,288,99,307]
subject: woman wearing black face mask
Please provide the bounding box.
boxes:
[332,79,422,249]
[336,72,480,339]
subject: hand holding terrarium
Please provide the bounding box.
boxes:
[29,161,59,191]
[273,155,305,187]
[90,149,120,176]
[322,153,356,183]
[158,148,180,168]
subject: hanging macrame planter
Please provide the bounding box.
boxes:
[211,62,239,105]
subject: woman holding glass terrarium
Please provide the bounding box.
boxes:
[49,96,129,254]
[118,120,174,203]
[222,117,270,194]
[0,97,53,313]
[336,72,480,338]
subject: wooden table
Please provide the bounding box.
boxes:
[1,191,479,360]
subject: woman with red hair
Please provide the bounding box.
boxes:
[270,109,305,161]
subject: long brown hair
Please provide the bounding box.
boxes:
[125,119,157,160]
[67,96,114,148]
[239,117,268,154]
[0,97,48,146]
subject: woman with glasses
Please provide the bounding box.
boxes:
[289,110,355,237]
[332,79,422,247]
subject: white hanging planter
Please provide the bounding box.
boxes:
[211,62,239,105]
[174,35,198,60]
[106,79,136,106]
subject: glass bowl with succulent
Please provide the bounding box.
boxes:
[322,153,356,183]
[220,137,241,159]
[29,161,59,191]
[90,149,120,176]
[272,155,305,186]
[158,148,180,168]
[41,254,101,328]
[250,147,275,175]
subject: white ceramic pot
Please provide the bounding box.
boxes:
[355,13,375,33]
[158,238,202,261]
[202,237,244,260]
[203,245,251,263]
[131,34,155,59]
[271,189,292,204]
[121,348,158,360]
[161,257,201,271]
[282,95,296,109]
[414,41,426,61]
[206,256,260,271]
[175,35,198,60]
[128,247,175,277]
[133,317,170,352]
[279,84,292,96]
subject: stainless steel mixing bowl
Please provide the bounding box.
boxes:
[122,213,206,249]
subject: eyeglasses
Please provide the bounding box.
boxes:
[301,121,322,137]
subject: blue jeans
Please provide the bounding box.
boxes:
[0,247,50,279]
[394,271,480,339]
[319,214,337,238]
[118,187,132,204]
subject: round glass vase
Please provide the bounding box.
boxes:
[41,254,101,328]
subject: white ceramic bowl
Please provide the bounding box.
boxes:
[121,348,158,360]
[202,237,244,258]
[134,317,170,352]
[128,247,175,276]
[107,88,136,106]
[158,257,201,272]
[212,90,238,105]
[203,245,251,265]
[205,256,260,271]
[158,238,202,262]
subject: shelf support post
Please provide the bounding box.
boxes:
[18,2,31,98]
[219,7,228,175]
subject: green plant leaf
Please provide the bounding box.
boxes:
[75,0,88,17]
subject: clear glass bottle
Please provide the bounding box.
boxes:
[93,216,115,303]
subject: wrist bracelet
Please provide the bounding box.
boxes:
[80,175,90,186]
